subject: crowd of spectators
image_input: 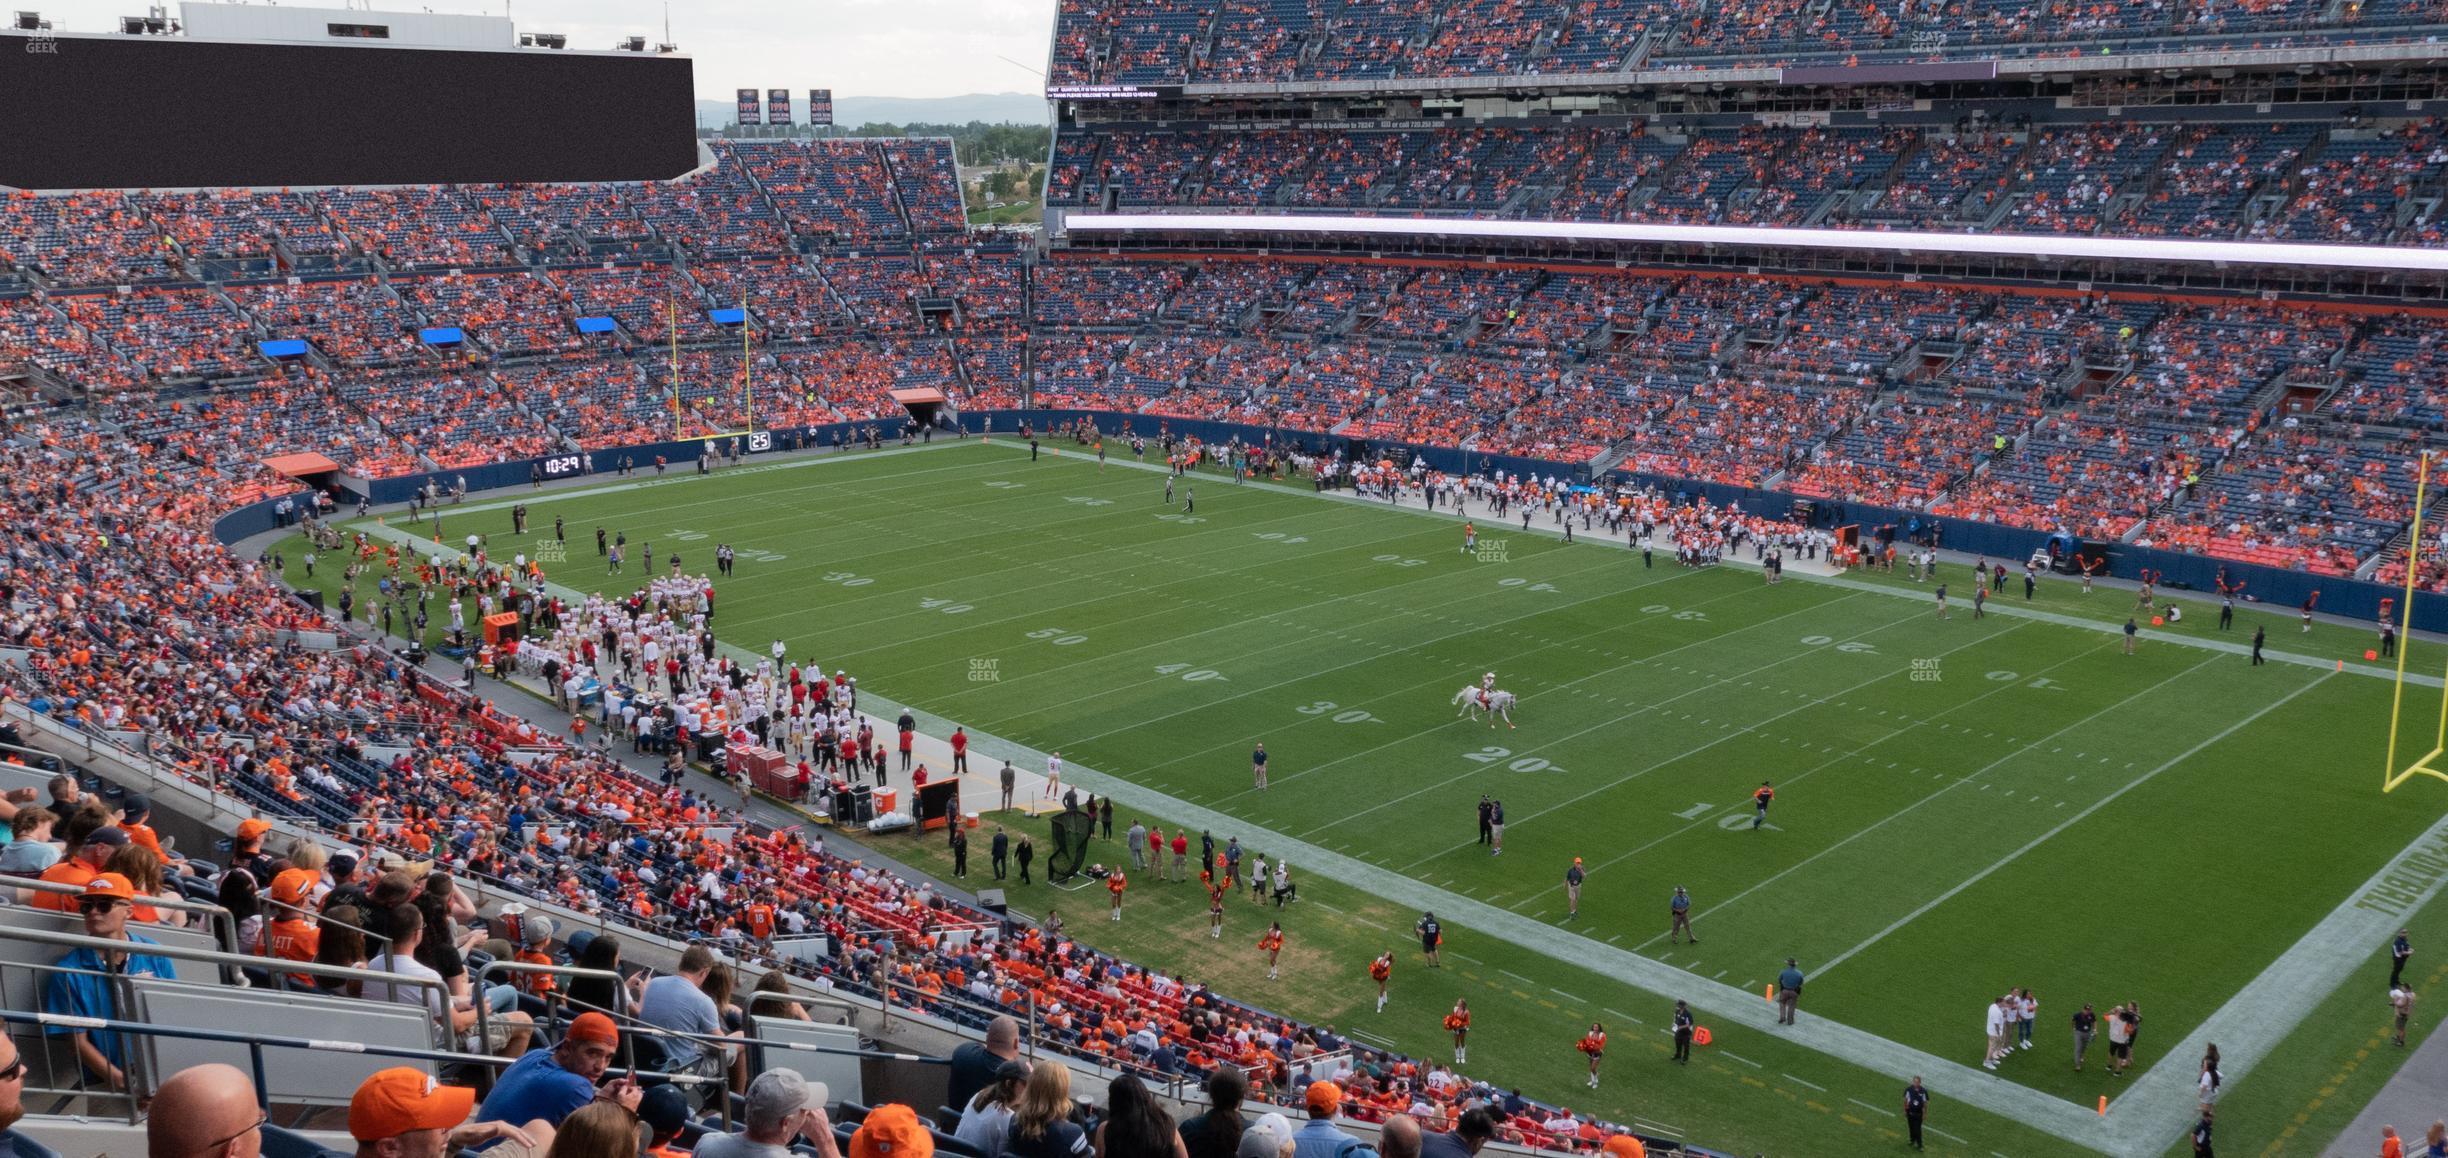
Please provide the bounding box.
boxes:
[224,278,426,368]
[1036,116,2448,244]
[1044,0,2443,83]
[0,414,1686,1154]
[396,271,590,359]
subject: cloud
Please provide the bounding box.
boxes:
[37,0,1056,98]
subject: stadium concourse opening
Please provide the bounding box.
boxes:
[16,0,2448,1153]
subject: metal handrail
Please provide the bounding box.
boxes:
[0,924,454,1007]
[258,894,381,945]
[14,875,232,917]
[0,1006,725,1118]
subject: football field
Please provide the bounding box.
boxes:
[297,440,2448,1156]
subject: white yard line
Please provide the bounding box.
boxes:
[1638,655,2227,953]
[1816,668,2330,976]
[364,447,2408,1157]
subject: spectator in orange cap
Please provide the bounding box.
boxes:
[43,873,176,1091]
[229,817,278,885]
[850,1103,933,1158]
[475,1011,637,1131]
[346,1066,548,1158]
[1293,1081,1375,1158]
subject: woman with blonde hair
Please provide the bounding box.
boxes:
[546,1100,641,1158]
[267,840,329,917]
[104,844,185,928]
[1006,1058,1090,1158]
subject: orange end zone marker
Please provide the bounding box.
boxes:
[2097,1096,2107,1116]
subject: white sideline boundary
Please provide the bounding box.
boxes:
[344,441,2443,1156]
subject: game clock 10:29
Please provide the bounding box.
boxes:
[538,453,585,479]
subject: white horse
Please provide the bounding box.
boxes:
[1451,686,1518,728]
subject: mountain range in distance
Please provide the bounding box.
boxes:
[693,91,1047,128]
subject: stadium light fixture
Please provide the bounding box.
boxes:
[1063,212,2448,274]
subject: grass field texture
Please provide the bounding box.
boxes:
[282,441,2448,1156]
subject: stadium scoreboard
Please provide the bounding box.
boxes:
[0,29,696,188]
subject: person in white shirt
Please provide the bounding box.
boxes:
[1044,752,1063,799]
[1983,996,2009,1070]
[365,903,476,1040]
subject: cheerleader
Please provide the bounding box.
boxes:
[1205,871,1227,938]
[1370,951,1394,1013]
[1577,1021,1608,1088]
[1258,922,1284,980]
[1444,999,1471,1065]
[1107,867,1127,921]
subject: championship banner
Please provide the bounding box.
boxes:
[736,88,761,125]
[766,88,792,125]
[809,89,833,127]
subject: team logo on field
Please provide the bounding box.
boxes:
[969,658,1001,683]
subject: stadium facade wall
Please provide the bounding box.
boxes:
[0,32,697,190]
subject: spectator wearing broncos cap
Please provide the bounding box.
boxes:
[30,814,123,912]
[44,873,177,1090]
[476,1012,638,1133]
[1293,1083,1377,1158]
[850,1104,931,1158]
[337,1067,550,1158]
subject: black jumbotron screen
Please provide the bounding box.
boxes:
[0,32,698,190]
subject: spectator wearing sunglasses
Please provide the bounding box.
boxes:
[0,1032,62,1158]
[43,873,179,1091]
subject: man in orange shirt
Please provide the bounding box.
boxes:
[1601,1132,1647,1158]
[512,918,560,1000]
[32,818,124,912]
[745,895,777,944]
[112,794,192,878]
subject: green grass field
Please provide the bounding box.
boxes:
[278,440,2448,1156]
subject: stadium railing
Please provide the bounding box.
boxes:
[0,924,456,1119]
